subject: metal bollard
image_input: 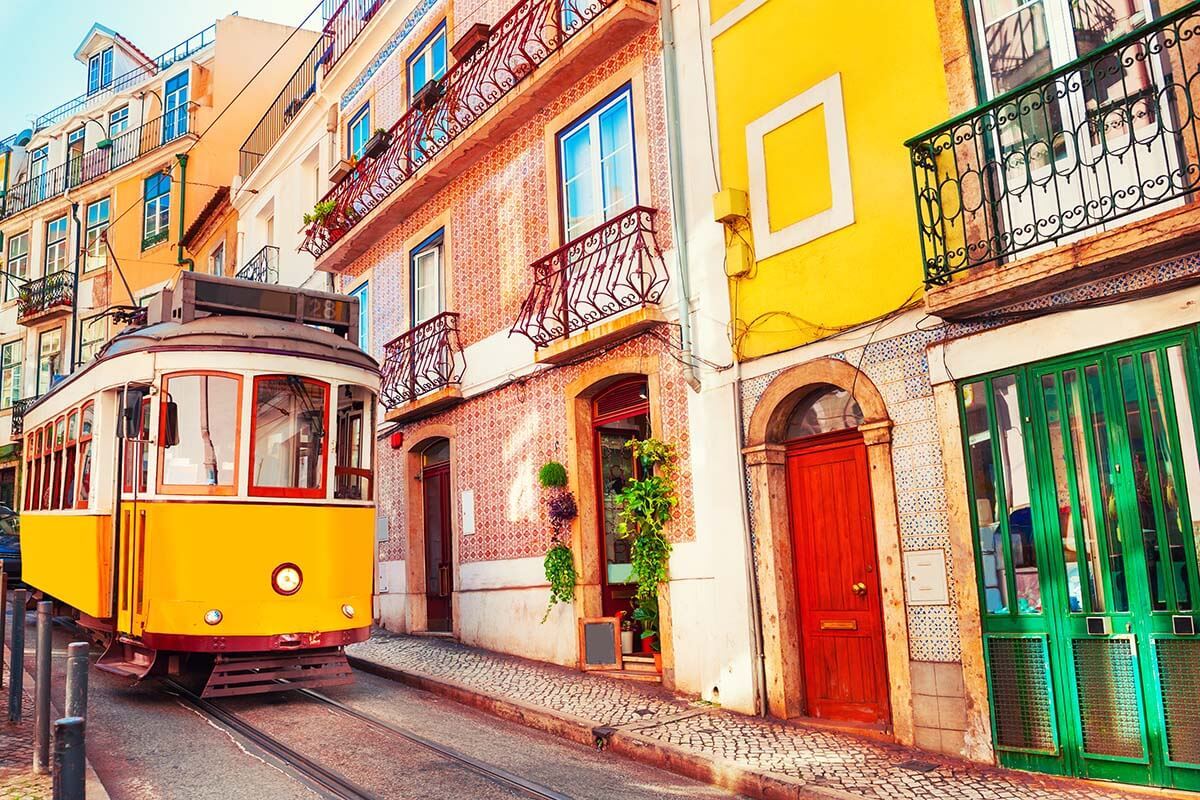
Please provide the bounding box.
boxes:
[52,716,86,800]
[8,587,26,723]
[0,563,8,689]
[33,600,51,774]
[65,642,88,720]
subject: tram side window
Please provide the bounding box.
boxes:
[158,373,241,493]
[62,410,78,509]
[335,385,375,500]
[76,401,94,509]
[50,417,65,510]
[250,376,329,497]
[25,431,37,511]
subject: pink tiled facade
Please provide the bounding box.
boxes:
[335,12,690,565]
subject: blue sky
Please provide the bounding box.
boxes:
[0,0,321,137]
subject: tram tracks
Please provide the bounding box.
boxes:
[163,677,573,800]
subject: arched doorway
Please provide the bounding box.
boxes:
[592,377,650,620]
[420,437,452,632]
[783,385,890,725]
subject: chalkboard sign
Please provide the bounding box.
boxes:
[578,615,623,671]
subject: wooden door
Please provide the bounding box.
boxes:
[423,463,453,632]
[786,431,890,725]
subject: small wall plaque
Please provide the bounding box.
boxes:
[904,549,950,606]
[461,489,475,536]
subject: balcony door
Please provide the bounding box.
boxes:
[970,0,1176,255]
[557,86,637,243]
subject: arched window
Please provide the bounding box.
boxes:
[785,384,864,440]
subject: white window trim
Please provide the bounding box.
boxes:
[745,72,854,259]
[558,89,637,243]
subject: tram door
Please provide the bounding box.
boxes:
[117,394,151,636]
[965,331,1200,791]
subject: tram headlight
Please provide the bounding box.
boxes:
[204,609,223,626]
[272,564,303,596]
[341,604,355,619]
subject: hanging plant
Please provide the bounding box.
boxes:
[303,199,337,227]
[616,437,679,651]
[540,461,578,622]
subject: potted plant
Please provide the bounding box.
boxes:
[413,79,444,111]
[540,461,578,622]
[615,438,679,675]
[451,23,491,61]
[330,155,356,182]
[303,199,336,228]
[363,127,393,159]
[620,616,634,655]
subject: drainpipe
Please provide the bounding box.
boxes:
[176,154,195,271]
[69,201,82,372]
[659,0,700,393]
[734,364,769,716]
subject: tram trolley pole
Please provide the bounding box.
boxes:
[65,642,88,720]
[8,587,26,723]
[52,716,85,800]
[34,600,52,773]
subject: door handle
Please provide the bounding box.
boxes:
[438,563,451,597]
[851,582,867,597]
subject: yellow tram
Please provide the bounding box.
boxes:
[17,273,378,696]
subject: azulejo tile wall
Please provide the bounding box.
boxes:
[739,250,1200,664]
[340,0,446,111]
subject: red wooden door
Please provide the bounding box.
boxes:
[786,431,890,726]
[423,464,453,632]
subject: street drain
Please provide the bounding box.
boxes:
[896,760,939,773]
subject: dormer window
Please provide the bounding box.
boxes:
[87,47,113,96]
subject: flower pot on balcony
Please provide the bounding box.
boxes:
[330,158,355,183]
[95,139,113,150]
[413,79,444,111]
[451,23,491,61]
[363,129,392,160]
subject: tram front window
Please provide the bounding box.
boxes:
[251,376,329,497]
[335,385,375,500]
[159,373,241,492]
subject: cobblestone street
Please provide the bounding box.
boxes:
[349,632,1148,800]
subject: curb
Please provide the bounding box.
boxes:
[347,654,843,800]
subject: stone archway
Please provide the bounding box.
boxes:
[744,358,914,744]
[402,423,458,635]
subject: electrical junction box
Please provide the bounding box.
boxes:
[725,234,753,278]
[713,188,749,223]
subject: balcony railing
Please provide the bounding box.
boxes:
[512,206,669,347]
[35,24,214,131]
[3,108,194,220]
[236,245,280,283]
[303,0,621,259]
[906,3,1200,286]
[380,312,464,408]
[240,39,326,179]
[322,0,391,75]
[10,397,39,438]
[18,272,74,323]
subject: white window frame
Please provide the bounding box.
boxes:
[87,47,113,96]
[109,106,130,138]
[37,328,62,396]
[85,198,110,272]
[347,104,371,160]
[79,316,107,364]
[208,240,226,276]
[408,24,447,100]
[6,232,29,303]
[410,233,443,327]
[557,87,638,242]
[45,216,69,274]
[349,280,370,351]
[143,175,171,247]
[0,340,22,410]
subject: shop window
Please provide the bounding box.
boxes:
[249,376,329,498]
[158,373,241,495]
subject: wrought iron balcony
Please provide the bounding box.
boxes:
[236,245,280,284]
[380,312,464,409]
[3,108,195,221]
[512,206,669,347]
[302,0,631,262]
[10,397,39,439]
[240,39,325,179]
[907,4,1200,287]
[17,272,74,324]
[34,24,214,131]
[322,0,393,75]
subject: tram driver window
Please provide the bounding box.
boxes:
[250,376,329,497]
[335,385,374,500]
[158,373,241,494]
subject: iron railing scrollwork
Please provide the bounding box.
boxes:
[10,397,39,438]
[240,39,326,179]
[35,24,214,131]
[17,272,74,322]
[236,245,280,284]
[303,0,623,258]
[511,206,669,347]
[3,109,194,221]
[380,312,464,408]
[906,3,1200,286]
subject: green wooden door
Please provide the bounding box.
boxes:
[961,330,1200,790]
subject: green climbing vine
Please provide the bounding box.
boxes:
[615,438,679,650]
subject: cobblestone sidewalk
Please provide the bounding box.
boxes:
[350,631,1143,800]
[0,683,50,800]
